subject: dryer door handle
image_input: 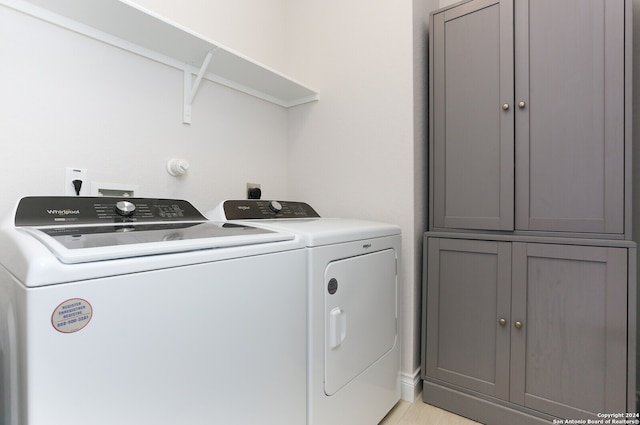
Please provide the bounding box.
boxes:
[329,308,347,349]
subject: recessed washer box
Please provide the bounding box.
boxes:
[91,182,139,197]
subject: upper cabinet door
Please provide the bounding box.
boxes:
[514,0,625,234]
[431,0,514,231]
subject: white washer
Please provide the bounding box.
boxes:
[210,200,402,425]
[0,196,307,425]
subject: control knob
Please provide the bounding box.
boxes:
[269,200,283,214]
[115,200,136,217]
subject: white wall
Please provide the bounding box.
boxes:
[284,0,437,399]
[0,4,289,216]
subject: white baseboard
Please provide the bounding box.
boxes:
[400,368,422,402]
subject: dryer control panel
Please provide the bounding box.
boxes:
[222,200,320,220]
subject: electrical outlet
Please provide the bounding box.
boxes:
[246,183,261,199]
[65,168,89,196]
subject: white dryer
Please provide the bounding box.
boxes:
[0,196,307,425]
[210,200,402,425]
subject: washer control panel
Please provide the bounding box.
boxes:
[15,196,207,226]
[222,200,320,220]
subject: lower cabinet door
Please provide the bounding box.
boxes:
[511,243,628,418]
[425,237,511,400]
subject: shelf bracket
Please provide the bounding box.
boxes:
[183,48,218,124]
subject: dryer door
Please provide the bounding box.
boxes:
[324,248,397,396]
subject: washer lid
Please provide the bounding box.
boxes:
[13,197,292,264]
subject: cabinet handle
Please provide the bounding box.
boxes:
[502,103,510,111]
[518,101,526,108]
[499,318,507,326]
[514,321,523,329]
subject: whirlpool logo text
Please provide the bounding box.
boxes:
[46,209,80,215]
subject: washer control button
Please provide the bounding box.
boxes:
[115,200,136,217]
[269,200,283,214]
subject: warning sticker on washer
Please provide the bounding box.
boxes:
[51,298,93,333]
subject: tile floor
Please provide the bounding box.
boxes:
[379,396,483,425]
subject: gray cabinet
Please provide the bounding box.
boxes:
[425,0,636,421]
[514,0,626,234]
[431,0,514,231]
[424,236,632,422]
[429,0,630,237]
[424,238,511,399]
[510,242,628,418]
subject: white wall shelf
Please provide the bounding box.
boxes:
[1,0,319,123]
